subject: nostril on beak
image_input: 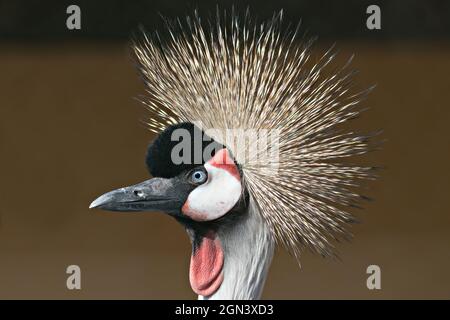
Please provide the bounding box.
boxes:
[133,190,144,197]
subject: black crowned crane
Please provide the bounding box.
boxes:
[90,11,377,300]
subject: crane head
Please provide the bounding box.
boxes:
[90,122,248,297]
[90,122,244,222]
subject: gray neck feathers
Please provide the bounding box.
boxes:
[199,196,275,300]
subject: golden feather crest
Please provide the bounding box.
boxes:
[133,10,377,259]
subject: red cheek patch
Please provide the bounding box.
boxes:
[182,200,208,221]
[189,232,224,297]
[207,148,240,181]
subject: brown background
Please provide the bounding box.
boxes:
[1,1,450,300]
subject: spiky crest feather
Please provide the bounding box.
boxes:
[133,9,377,259]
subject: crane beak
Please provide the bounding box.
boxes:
[89,177,182,214]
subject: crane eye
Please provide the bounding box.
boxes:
[190,169,207,185]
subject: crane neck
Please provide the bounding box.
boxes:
[197,196,275,300]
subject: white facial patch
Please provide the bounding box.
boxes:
[182,149,242,221]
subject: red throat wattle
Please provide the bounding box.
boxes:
[189,232,224,297]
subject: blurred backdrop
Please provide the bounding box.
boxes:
[0,0,449,299]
